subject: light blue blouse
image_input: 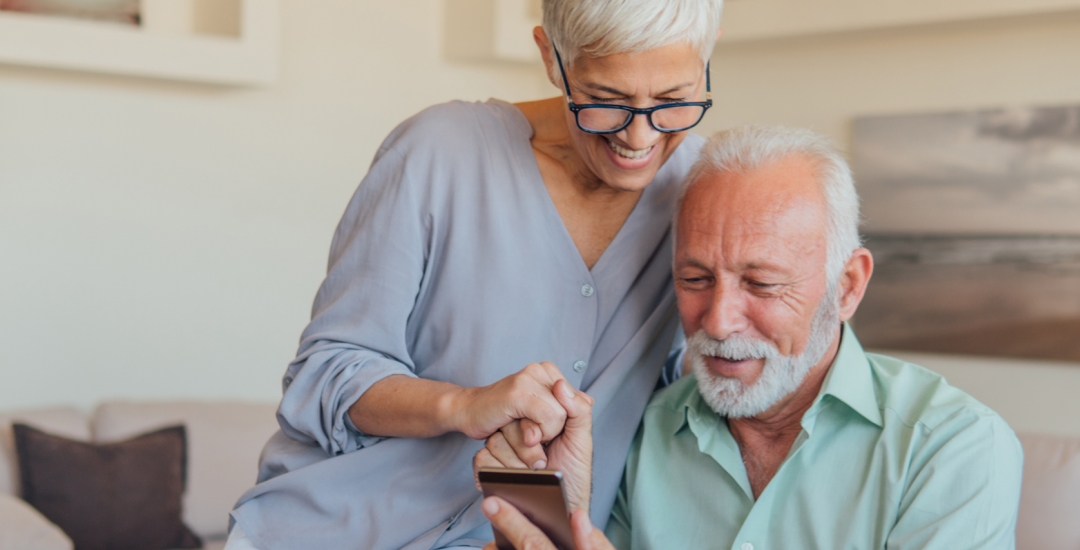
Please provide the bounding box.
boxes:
[231,99,705,549]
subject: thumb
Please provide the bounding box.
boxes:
[570,509,612,550]
[554,380,592,431]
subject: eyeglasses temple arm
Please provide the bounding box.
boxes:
[553,46,576,102]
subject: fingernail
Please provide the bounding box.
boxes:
[559,383,574,399]
[482,497,499,515]
[532,460,546,470]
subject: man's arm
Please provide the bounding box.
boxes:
[887,414,1023,550]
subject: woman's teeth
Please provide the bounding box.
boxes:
[606,139,653,160]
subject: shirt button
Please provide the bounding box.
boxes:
[741,543,753,550]
[572,360,587,373]
[580,284,594,297]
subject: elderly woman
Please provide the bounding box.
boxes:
[228,1,724,549]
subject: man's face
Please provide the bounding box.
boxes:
[674,155,840,417]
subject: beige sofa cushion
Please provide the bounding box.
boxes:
[0,408,90,497]
[92,401,279,541]
[1016,433,1080,550]
[0,493,73,550]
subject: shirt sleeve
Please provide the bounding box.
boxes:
[886,414,1024,550]
[275,144,432,456]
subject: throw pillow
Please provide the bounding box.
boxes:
[13,423,202,550]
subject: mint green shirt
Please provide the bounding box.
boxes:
[606,324,1023,550]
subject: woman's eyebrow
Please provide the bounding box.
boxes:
[583,81,696,97]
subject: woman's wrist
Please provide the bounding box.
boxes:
[438,384,473,436]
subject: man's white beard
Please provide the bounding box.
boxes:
[688,286,840,418]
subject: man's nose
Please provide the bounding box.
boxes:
[618,112,660,150]
[701,283,750,341]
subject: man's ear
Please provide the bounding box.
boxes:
[533,26,561,90]
[837,248,874,322]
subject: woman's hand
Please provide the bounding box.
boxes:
[481,499,614,550]
[347,362,569,452]
[474,379,594,513]
[451,361,570,446]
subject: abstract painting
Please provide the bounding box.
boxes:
[852,105,1080,361]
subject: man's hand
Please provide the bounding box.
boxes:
[481,497,614,550]
[474,379,594,512]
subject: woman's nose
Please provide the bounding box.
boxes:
[618,112,660,150]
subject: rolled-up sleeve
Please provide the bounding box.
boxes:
[276,145,431,456]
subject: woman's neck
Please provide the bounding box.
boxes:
[514,97,643,269]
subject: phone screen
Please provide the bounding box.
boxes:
[478,468,576,550]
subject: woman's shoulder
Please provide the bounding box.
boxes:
[378,99,529,159]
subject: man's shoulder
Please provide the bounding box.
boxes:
[865,351,1014,439]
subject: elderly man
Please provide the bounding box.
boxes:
[476,125,1024,550]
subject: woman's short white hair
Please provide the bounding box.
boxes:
[677,126,863,284]
[542,0,723,78]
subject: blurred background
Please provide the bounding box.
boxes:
[3,0,1080,420]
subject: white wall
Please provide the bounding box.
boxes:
[0,0,551,411]
[4,1,1080,423]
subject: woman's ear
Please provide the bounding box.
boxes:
[533,26,561,89]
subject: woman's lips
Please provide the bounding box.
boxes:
[603,137,657,170]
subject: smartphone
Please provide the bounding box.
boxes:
[477,468,576,550]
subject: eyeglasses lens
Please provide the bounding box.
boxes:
[577,105,706,133]
[652,105,707,131]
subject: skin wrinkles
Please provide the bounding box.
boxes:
[674,154,875,497]
[515,31,709,269]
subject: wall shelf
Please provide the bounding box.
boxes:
[0,0,279,86]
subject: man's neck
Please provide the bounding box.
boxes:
[727,327,842,499]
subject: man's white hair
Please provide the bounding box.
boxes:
[541,0,723,81]
[677,125,862,283]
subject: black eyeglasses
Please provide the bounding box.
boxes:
[554,46,713,135]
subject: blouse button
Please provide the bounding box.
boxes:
[572,360,587,373]
[741,543,754,550]
[580,284,595,297]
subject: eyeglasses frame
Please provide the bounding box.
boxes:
[553,46,713,135]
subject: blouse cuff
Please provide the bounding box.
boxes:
[330,360,417,454]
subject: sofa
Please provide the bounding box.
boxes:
[1,354,1079,550]
[0,401,279,550]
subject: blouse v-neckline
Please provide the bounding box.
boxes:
[493,99,657,281]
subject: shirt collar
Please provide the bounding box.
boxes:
[807,322,883,429]
[676,322,883,436]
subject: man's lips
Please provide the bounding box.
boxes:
[703,355,764,379]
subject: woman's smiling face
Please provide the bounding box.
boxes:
[547,41,709,192]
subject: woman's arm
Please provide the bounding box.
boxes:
[348,361,570,447]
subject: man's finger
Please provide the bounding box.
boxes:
[486,431,533,470]
[501,421,548,470]
[482,496,557,550]
[519,417,543,448]
[553,379,592,429]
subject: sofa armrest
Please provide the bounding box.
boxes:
[0,494,73,550]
